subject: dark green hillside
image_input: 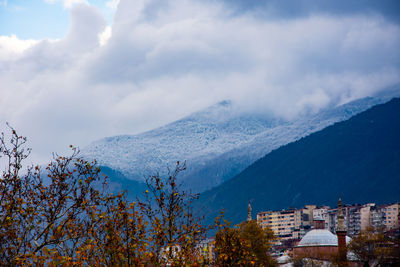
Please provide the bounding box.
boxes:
[100,166,147,201]
[196,98,400,225]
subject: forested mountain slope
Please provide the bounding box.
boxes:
[196,98,400,225]
[83,93,397,192]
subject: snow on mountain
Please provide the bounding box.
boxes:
[82,89,399,192]
[83,100,281,179]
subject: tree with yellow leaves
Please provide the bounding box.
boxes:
[138,161,209,266]
[0,125,210,266]
[214,216,276,266]
[0,125,151,266]
[348,226,400,267]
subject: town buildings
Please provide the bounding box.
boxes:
[293,199,357,267]
[257,205,316,240]
[196,238,215,262]
[326,203,400,236]
[257,202,399,241]
[257,208,303,240]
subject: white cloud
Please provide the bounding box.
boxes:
[63,0,88,8]
[1,0,399,164]
[98,26,112,46]
[0,35,39,60]
[106,0,119,10]
[44,0,89,8]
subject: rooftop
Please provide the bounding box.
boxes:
[297,229,351,247]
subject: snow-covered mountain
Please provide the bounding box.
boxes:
[82,89,399,192]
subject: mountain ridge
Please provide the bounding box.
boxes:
[196,97,400,225]
[82,89,399,192]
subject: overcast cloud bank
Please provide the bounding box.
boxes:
[0,0,399,164]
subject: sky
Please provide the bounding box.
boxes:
[0,0,400,165]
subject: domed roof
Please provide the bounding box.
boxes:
[297,229,351,247]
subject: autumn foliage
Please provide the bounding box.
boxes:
[348,226,400,267]
[214,217,276,266]
[0,126,275,266]
[0,126,149,265]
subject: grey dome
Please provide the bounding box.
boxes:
[297,229,351,247]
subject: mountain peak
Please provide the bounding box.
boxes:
[82,93,398,192]
[196,98,400,225]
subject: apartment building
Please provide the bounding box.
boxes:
[257,209,302,240]
[327,204,371,236]
[258,202,399,241]
[313,206,330,228]
[384,203,400,230]
[196,238,215,261]
[301,205,316,229]
[257,205,315,240]
[326,203,399,237]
